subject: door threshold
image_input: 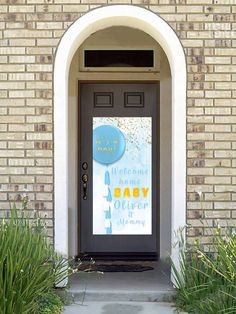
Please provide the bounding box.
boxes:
[77,253,158,261]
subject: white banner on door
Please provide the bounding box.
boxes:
[93,117,152,235]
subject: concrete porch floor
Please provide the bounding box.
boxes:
[68,260,176,303]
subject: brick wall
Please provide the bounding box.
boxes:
[0,0,235,245]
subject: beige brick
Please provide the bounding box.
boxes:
[36,5,62,12]
[0,116,25,123]
[215,99,236,107]
[37,22,63,29]
[26,115,52,123]
[187,31,213,39]
[8,124,34,132]
[215,82,236,90]
[215,202,236,210]
[0,108,7,115]
[0,99,24,107]
[0,150,24,157]
[215,65,236,73]
[8,142,34,149]
[0,56,7,63]
[215,168,236,176]
[205,56,231,64]
[9,90,35,98]
[26,133,52,140]
[27,150,52,157]
[0,91,8,98]
[215,186,236,193]
[150,6,176,13]
[4,29,53,38]
[9,39,36,46]
[0,176,9,183]
[0,82,25,89]
[205,176,231,184]
[11,176,35,184]
[26,82,52,89]
[36,176,53,184]
[194,99,213,106]
[182,39,204,47]
[26,64,52,72]
[0,64,25,72]
[0,133,25,141]
[9,108,35,115]
[205,108,231,115]
[37,38,60,46]
[188,150,213,158]
[9,73,35,81]
[215,48,236,56]
[205,91,231,98]
[217,130,236,142]
[187,14,213,22]
[188,90,204,97]
[27,167,52,175]
[231,109,236,116]
[0,159,7,166]
[188,168,213,176]
[26,99,52,107]
[205,159,231,167]
[9,55,35,63]
[0,47,25,54]
[205,125,231,132]
[188,133,213,141]
[9,5,35,12]
[36,159,52,166]
[204,210,231,218]
[188,108,204,115]
[0,125,7,131]
[36,193,53,201]
[26,47,53,55]
[215,151,236,158]
[215,117,236,124]
[9,159,34,166]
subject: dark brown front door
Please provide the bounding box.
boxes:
[79,83,159,258]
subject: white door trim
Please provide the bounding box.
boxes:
[54,5,186,273]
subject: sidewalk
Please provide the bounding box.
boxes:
[63,301,186,314]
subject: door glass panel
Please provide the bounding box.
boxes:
[93,117,152,235]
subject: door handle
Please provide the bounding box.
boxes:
[82,174,88,200]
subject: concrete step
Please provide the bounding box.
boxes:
[67,261,175,303]
[69,289,176,303]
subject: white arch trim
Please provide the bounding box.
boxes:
[54,5,186,271]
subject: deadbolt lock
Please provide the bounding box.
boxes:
[82,174,88,183]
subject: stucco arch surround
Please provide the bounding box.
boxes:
[54,5,186,268]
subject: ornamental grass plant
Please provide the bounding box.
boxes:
[172,227,236,314]
[0,201,68,314]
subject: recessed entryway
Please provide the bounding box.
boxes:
[54,5,186,280]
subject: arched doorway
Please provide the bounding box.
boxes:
[54,5,186,273]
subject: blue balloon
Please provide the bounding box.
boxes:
[93,125,126,165]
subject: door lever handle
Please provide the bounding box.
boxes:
[82,174,88,200]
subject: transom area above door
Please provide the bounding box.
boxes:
[69,26,161,81]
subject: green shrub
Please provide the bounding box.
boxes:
[36,290,64,314]
[0,204,67,314]
[172,228,236,314]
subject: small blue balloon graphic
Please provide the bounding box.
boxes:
[93,125,126,165]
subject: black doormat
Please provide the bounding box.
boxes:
[92,264,154,272]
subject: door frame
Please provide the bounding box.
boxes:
[54,5,186,282]
[78,81,160,258]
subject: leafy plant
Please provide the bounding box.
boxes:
[36,290,64,314]
[172,227,236,314]
[0,202,68,314]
